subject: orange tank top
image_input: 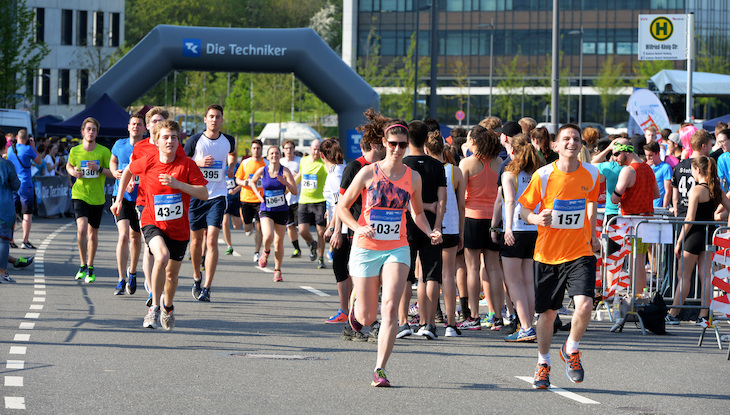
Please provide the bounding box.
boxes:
[465,158,498,219]
[620,162,655,215]
[356,162,413,251]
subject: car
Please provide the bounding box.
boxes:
[0,109,34,137]
[605,121,628,136]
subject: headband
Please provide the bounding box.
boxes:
[384,124,408,136]
[613,143,634,154]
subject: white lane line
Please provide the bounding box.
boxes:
[4,397,25,409]
[19,323,35,330]
[13,334,30,342]
[233,251,241,257]
[29,304,43,310]
[9,347,26,355]
[34,278,45,283]
[515,376,600,404]
[5,377,23,387]
[6,361,24,370]
[34,291,46,296]
[300,286,330,297]
[32,297,45,302]
[34,284,45,289]
[255,266,274,273]
[24,313,40,319]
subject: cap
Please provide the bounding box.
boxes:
[496,121,521,137]
[668,132,681,145]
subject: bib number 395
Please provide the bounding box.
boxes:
[551,198,585,230]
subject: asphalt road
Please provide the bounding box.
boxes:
[1,215,729,414]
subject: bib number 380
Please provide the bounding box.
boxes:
[154,193,183,221]
[551,198,585,230]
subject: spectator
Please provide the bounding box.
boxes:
[0,132,20,282]
[43,144,61,176]
[716,129,730,191]
[644,141,672,208]
[6,129,42,249]
[663,132,681,168]
[518,117,537,135]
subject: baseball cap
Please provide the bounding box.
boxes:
[668,132,681,145]
[495,121,521,137]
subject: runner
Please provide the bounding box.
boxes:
[337,119,442,387]
[235,139,266,263]
[130,120,208,330]
[296,139,328,269]
[184,104,237,303]
[249,146,297,282]
[223,162,242,255]
[518,124,600,389]
[66,118,113,283]
[281,140,302,257]
[109,114,145,295]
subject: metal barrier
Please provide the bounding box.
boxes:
[697,226,730,354]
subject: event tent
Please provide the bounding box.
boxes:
[702,113,730,130]
[650,70,730,96]
[44,93,130,138]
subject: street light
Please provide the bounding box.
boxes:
[568,25,584,127]
[479,20,495,117]
[412,1,432,121]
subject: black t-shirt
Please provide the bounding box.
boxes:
[497,157,511,187]
[671,158,695,218]
[340,156,369,235]
[404,154,446,233]
[710,147,724,162]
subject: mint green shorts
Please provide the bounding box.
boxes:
[348,245,410,278]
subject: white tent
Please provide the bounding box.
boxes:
[257,121,323,152]
[650,69,730,96]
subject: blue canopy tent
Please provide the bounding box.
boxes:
[702,114,730,131]
[44,93,130,138]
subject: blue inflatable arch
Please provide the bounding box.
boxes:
[86,25,379,159]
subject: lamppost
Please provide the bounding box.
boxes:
[568,25,584,127]
[428,1,438,119]
[412,1,431,121]
[479,20,495,117]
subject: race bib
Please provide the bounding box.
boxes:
[264,189,286,208]
[134,175,140,185]
[551,198,586,230]
[80,160,100,178]
[248,173,262,188]
[154,193,183,221]
[226,178,236,190]
[121,163,139,185]
[369,208,401,241]
[201,160,223,182]
[303,174,318,190]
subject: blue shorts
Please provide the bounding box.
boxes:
[348,245,410,278]
[14,186,35,215]
[189,196,226,231]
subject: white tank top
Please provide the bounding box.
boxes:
[503,169,537,232]
[442,163,459,235]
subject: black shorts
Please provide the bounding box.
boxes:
[684,225,713,255]
[298,201,326,227]
[464,218,500,251]
[534,256,597,313]
[142,225,189,262]
[225,198,241,216]
[259,210,288,226]
[73,199,104,229]
[605,214,621,255]
[112,197,140,233]
[189,196,226,231]
[287,203,299,227]
[241,202,261,225]
[501,231,537,259]
[408,234,443,284]
[442,233,460,249]
[332,234,352,283]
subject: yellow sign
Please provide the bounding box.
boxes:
[650,17,673,41]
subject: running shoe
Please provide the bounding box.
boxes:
[201,255,206,271]
[126,269,137,295]
[371,368,390,387]
[146,292,153,307]
[75,265,87,280]
[160,298,174,331]
[367,321,380,343]
[259,251,270,268]
[114,279,126,295]
[9,241,18,249]
[505,327,537,342]
[309,241,317,261]
[457,317,481,330]
[665,314,680,325]
[84,266,96,283]
[444,325,462,337]
[0,274,16,283]
[491,318,504,331]
[192,278,202,299]
[225,246,234,255]
[143,306,160,329]
[348,293,363,333]
[414,324,425,336]
[396,323,413,339]
[290,249,301,258]
[326,309,348,324]
[422,324,438,340]
[327,250,333,262]
[408,302,419,317]
[144,279,151,293]
[696,316,710,328]
[273,270,283,282]
[253,252,260,263]
[13,256,33,269]
[317,257,326,269]
[341,323,368,342]
[198,287,211,302]
[435,306,444,324]
[559,342,584,383]
[533,363,551,389]
[21,241,36,249]
[481,313,496,328]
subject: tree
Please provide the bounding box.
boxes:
[594,56,626,126]
[632,60,674,88]
[0,0,50,108]
[694,36,730,119]
[495,54,525,121]
[538,51,571,122]
[388,33,430,119]
[449,60,470,111]
[309,1,342,54]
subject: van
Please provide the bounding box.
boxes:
[257,121,322,155]
[0,109,34,137]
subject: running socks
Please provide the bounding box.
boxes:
[565,338,580,354]
[164,304,174,313]
[538,352,551,366]
[292,240,300,250]
[460,297,470,317]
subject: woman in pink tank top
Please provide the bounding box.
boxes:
[337,118,442,388]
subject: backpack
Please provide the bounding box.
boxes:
[637,292,668,335]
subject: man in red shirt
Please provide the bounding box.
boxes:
[128,120,208,330]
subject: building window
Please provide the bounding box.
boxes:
[34,8,44,43]
[61,9,73,45]
[38,69,51,105]
[78,70,89,105]
[93,12,104,47]
[77,11,88,46]
[109,13,120,47]
[58,69,70,105]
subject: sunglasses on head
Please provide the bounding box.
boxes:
[387,141,408,149]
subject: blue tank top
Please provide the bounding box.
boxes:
[260,165,288,212]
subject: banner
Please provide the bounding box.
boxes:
[626,88,671,136]
[33,175,72,217]
[638,14,687,61]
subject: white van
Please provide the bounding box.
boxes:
[258,121,322,155]
[0,109,34,137]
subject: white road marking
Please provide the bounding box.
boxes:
[6,361,24,370]
[9,347,26,355]
[5,377,23,387]
[34,278,45,283]
[13,334,30,342]
[19,323,34,330]
[33,291,46,296]
[32,297,45,302]
[515,376,600,404]
[29,304,43,310]
[5,397,25,409]
[34,284,45,289]
[255,266,274,273]
[233,251,241,257]
[24,313,40,319]
[300,286,330,297]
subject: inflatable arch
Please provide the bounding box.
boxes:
[86,25,380,159]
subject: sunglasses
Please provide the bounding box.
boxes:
[387,141,408,149]
[612,152,622,157]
